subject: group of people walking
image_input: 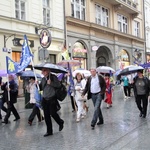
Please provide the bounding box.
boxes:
[0,67,150,137]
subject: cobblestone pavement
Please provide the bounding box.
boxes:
[1,86,150,150]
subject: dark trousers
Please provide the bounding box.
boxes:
[42,99,63,134]
[123,86,130,97]
[28,104,42,122]
[70,95,75,110]
[136,95,148,116]
[4,102,20,122]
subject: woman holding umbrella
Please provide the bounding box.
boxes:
[133,70,150,118]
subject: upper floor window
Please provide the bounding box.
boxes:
[134,21,140,37]
[95,4,109,27]
[15,0,26,20]
[117,14,127,33]
[43,0,50,26]
[71,0,86,20]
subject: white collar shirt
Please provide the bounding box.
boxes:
[90,74,101,93]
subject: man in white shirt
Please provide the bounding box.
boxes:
[82,68,106,129]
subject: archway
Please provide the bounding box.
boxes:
[96,46,113,67]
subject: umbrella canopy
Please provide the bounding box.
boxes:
[118,66,144,76]
[18,70,41,78]
[96,66,115,74]
[34,63,67,73]
[72,69,91,77]
[57,60,82,67]
[140,63,150,68]
[0,70,7,77]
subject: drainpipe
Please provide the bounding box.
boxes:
[143,0,147,63]
[63,0,67,49]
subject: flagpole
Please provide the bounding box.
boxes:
[7,74,10,102]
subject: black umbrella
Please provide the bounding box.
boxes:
[118,65,144,76]
[34,63,67,73]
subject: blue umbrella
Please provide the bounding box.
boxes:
[18,70,41,78]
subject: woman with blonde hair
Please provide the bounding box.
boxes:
[74,73,87,122]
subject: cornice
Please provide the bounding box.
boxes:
[66,16,144,43]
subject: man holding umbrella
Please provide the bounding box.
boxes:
[38,68,64,137]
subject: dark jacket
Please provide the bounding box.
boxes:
[133,76,150,98]
[39,73,61,100]
[1,80,18,103]
[82,74,106,100]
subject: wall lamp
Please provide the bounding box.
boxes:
[4,34,16,47]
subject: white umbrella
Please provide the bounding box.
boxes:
[96,66,115,74]
[73,69,91,77]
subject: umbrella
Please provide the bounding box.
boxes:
[0,70,7,77]
[34,63,67,73]
[118,66,144,76]
[96,66,115,74]
[18,70,41,78]
[114,69,122,76]
[140,63,150,68]
[57,60,82,67]
[72,69,91,77]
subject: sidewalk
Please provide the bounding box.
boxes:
[0,88,150,150]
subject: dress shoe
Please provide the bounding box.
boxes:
[43,133,53,137]
[59,120,64,131]
[139,112,143,117]
[97,121,104,125]
[28,121,32,126]
[91,125,95,130]
[142,115,146,118]
[2,120,8,124]
[13,117,20,121]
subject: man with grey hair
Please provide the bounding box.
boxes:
[82,68,106,129]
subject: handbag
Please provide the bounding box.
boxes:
[77,94,87,101]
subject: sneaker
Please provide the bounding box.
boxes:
[76,118,80,122]
[81,115,85,119]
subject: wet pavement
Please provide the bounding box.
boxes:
[0,86,150,150]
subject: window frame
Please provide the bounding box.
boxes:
[117,14,128,33]
[134,21,140,37]
[95,4,109,27]
[43,0,51,26]
[15,0,26,20]
[71,0,86,20]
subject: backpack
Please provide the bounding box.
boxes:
[56,83,67,101]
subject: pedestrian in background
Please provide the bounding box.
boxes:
[1,75,20,124]
[74,73,87,122]
[133,70,150,118]
[122,75,130,99]
[27,77,44,126]
[82,68,106,129]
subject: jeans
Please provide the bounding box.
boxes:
[91,94,103,126]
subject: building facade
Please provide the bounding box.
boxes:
[0,0,65,95]
[65,0,145,70]
[145,0,150,63]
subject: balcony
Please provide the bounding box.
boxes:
[104,0,139,15]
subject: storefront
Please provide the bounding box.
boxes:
[72,42,87,69]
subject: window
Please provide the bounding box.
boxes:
[43,0,50,25]
[95,4,109,27]
[117,14,127,33]
[47,54,56,64]
[134,21,140,37]
[71,0,86,20]
[12,51,21,63]
[15,0,26,20]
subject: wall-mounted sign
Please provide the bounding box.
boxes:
[13,38,34,47]
[40,29,51,48]
[92,46,98,51]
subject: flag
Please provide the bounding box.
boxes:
[34,86,42,108]
[17,35,33,72]
[61,47,70,60]
[67,63,74,95]
[6,56,18,74]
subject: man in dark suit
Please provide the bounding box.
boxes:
[82,68,106,129]
[1,75,20,124]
